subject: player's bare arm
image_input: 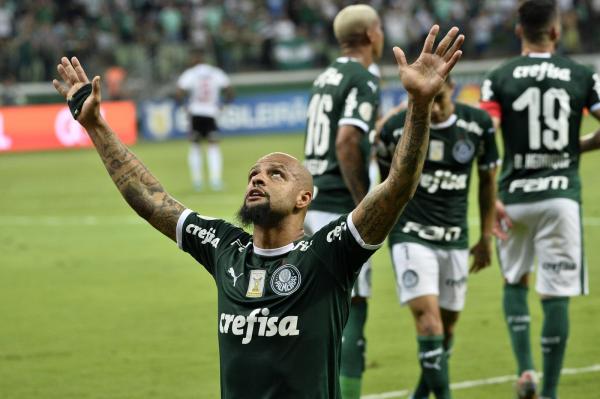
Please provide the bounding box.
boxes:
[53,56,185,242]
[352,25,464,244]
[580,109,600,153]
[470,166,497,273]
[337,125,369,205]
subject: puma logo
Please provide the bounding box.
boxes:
[228,267,243,287]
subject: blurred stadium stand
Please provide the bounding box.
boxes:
[0,0,599,104]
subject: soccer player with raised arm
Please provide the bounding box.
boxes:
[302,5,383,397]
[52,24,463,398]
[479,1,600,398]
[377,77,499,399]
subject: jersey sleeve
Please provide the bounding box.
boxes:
[218,68,231,88]
[176,209,247,275]
[376,111,406,179]
[307,213,382,292]
[479,72,502,119]
[338,74,379,134]
[477,112,500,170]
[177,70,193,91]
[586,71,600,112]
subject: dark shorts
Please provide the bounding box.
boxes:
[189,115,218,142]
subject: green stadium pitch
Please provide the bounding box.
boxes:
[0,117,599,398]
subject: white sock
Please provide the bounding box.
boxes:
[188,143,203,186]
[207,143,223,187]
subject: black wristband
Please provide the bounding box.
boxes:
[67,83,92,120]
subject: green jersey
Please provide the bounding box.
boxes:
[377,103,499,249]
[177,209,380,398]
[480,53,600,204]
[304,57,380,213]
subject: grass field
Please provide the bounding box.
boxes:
[1,117,599,398]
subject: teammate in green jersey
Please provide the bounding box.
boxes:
[303,5,382,398]
[52,24,463,399]
[479,1,600,398]
[378,78,499,399]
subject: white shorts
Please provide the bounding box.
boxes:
[305,210,371,298]
[498,197,588,297]
[391,242,469,311]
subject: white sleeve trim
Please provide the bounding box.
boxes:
[338,118,369,133]
[347,212,384,250]
[590,102,600,112]
[176,209,194,250]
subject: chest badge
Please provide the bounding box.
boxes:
[452,139,475,164]
[246,270,266,298]
[429,140,444,161]
[270,264,301,296]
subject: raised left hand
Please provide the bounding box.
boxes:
[52,56,102,128]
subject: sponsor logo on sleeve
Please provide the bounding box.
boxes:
[185,224,220,248]
[326,221,347,242]
[359,102,373,121]
[270,264,301,296]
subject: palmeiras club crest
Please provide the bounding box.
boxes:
[270,264,301,296]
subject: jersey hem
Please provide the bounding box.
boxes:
[347,212,384,250]
[176,209,194,250]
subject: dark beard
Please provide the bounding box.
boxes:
[236,200,285,228]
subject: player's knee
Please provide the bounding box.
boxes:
[414,310,443,336]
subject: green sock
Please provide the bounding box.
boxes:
[503,284,535,374]
[413,335,456,398]
[340,300,367,399]
[541,297,569,399]
[418,335,451,399]
[340,376,361,399]
[412,372,429,398]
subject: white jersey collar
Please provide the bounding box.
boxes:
[253,242,294,257]
[336,56,359,64]
[526,52,552,58]
[430,114,457,130]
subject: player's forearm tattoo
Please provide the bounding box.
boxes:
[85,121,184,241]
[354,101,431,244]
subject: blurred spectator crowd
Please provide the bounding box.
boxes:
[1,0,599,97]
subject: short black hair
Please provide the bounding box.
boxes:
[518,0,558,43]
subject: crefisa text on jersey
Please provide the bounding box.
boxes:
[219,308,300,344]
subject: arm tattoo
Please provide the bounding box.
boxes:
[86,120,185,241]
[353,100,431,244]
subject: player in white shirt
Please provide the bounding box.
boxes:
[177,48,234,191]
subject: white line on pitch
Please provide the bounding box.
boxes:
[361,364,600,399]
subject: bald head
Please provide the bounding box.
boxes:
[257,152,313,193]
[333,4,379,48]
